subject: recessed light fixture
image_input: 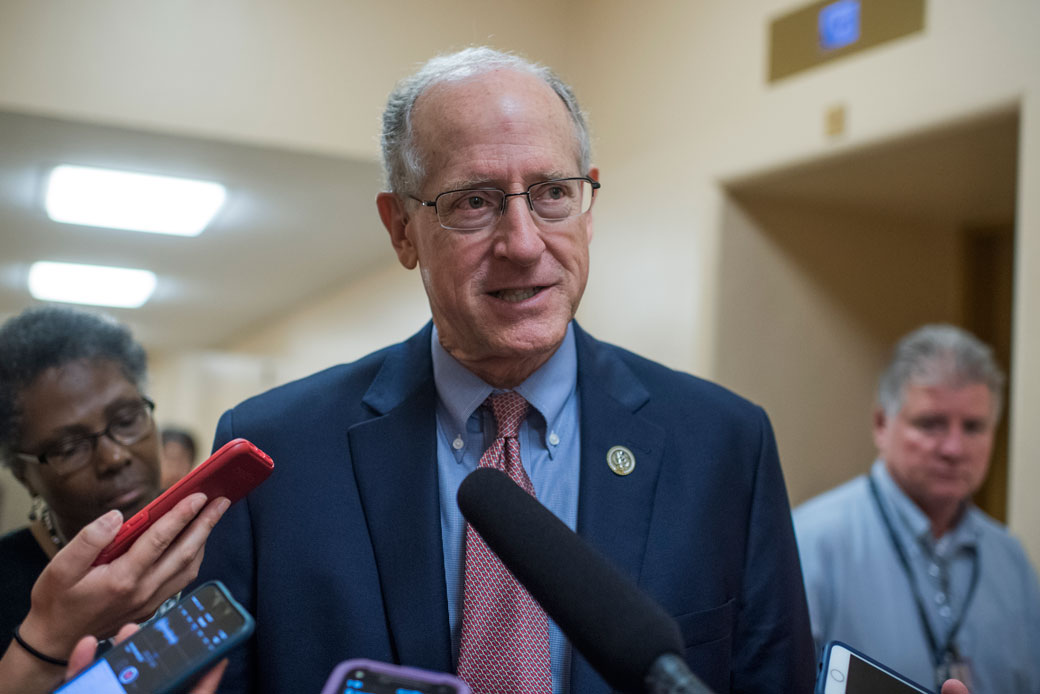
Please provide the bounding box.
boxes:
[28,261,158,308]
[45,165,227,236]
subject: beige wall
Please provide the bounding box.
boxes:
[149,261,432,452]
[566,0,1040,563]
[1013,98,1040,561]
[1,1,1038,565]
[714,195,966,502]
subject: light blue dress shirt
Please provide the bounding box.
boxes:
[794,460,1040,694]
[432,323,581,694]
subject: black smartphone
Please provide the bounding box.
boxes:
[816,641,934,694]
[54,581,253,694]
[320,658,471,694]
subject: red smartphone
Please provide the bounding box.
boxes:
[93,438,274,565]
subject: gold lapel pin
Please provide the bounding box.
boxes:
[606,445,636,476]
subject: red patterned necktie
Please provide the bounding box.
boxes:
[456,392,553,694]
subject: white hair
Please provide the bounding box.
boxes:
[877,324,1005,419]
[380,46,591,195]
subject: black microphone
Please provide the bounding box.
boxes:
[456,467,715,694]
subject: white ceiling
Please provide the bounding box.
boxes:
[0,108,389,352]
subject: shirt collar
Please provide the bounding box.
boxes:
[871,459,980,551]
[430,322,578,447]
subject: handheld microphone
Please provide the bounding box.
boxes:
[456,467,715,694]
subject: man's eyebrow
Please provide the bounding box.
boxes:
[439,171,575,192]
[439,177,500,192]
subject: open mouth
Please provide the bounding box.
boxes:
[491,287,543,302]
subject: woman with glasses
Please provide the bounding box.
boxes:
[0,306,228,692]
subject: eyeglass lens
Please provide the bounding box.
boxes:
[437,179,595,231]
[42,402,154,474]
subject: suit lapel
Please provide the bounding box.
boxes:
[349,324,453,673]
[348,323,667,688]
[570,324,667,693]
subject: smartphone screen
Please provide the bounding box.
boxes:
[55,582,252,694]
[819,642,933,694]
[324,660,469,694]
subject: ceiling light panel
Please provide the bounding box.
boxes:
[45,165,226,236]
[28,261,157,308]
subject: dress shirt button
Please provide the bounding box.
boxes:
[452,435,464,450]
[928,563,940,578]
[935,592,947,605]
[939,605,952,619]
[548,431,560,446]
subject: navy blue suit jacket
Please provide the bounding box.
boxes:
[195,322,815,693]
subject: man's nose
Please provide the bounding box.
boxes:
[937,425,966,457]
[493,193,545,263]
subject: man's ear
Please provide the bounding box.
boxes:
[585,166,600,243]
[872,407,889,450]
[376,192,418,269]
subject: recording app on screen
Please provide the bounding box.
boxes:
[56,584,248,694]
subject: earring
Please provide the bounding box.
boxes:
[28,495,45,522]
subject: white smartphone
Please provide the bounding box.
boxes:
[816,641,934,694]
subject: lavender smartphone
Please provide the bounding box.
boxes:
[321,659,470,694]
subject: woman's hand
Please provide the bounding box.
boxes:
[18,492,229,659]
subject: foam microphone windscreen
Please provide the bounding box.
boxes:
[457,467,684,694]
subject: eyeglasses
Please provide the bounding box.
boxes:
[16,397,156,476]
[410,176,601,232]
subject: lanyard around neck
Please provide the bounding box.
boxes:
[867,476,980,669]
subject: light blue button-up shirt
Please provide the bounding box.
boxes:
[432,324,581,694]
[794,460,1040,694]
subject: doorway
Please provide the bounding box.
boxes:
[715,106,1018,517]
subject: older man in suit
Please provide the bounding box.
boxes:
[195,47,815,694]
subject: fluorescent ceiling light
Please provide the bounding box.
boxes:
[45,165,226,236]
[28,261,157,308]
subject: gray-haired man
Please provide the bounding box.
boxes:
[795,324,1040,694]
[196,47,815,694]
